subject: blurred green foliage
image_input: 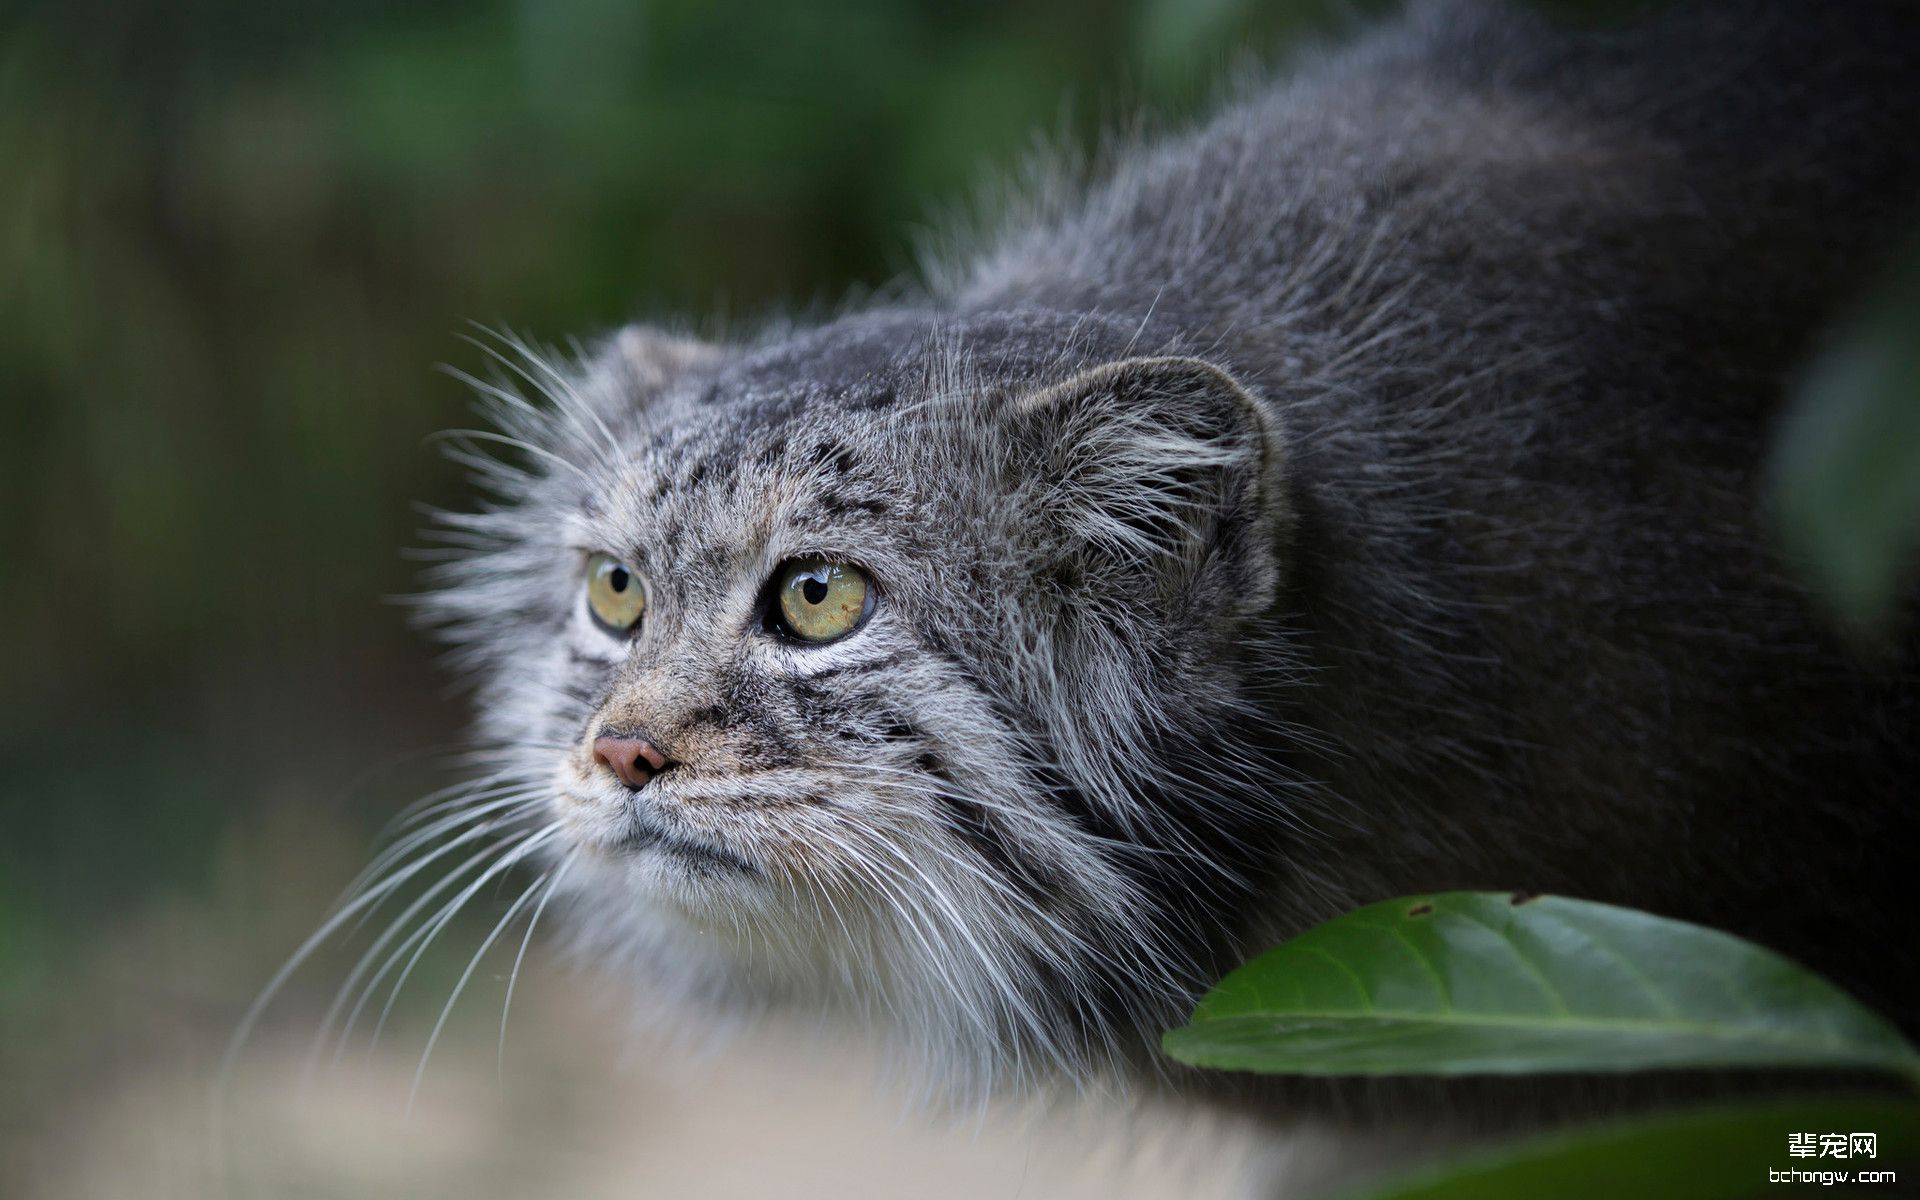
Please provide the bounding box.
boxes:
[1775,235,1920,639]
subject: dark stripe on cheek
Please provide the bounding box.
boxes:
[920,753,1059,908]
[789,680,862,728]
[1027,758,1109,835]
[878,716,919,742]
[800,651,907,683]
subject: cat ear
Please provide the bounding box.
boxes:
[570,325,723,433]
[609,325,722,392]
[1009,356,1288,616]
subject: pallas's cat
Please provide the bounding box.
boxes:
[357,0,1920,1116]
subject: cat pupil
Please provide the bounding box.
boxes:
[609,567,629,592]
[802,577,828,605]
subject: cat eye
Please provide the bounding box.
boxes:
[771,558,872,644]
[585,552,646,634]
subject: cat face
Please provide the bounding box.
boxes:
[423,313,1293,1087]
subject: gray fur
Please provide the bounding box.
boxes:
[411,0,1920,1108]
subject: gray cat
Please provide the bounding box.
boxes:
[411,0,1919,1120]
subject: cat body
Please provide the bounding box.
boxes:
[422,0,1920,1119]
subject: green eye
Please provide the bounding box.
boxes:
[585,552,645,634]
[774,559,872,643]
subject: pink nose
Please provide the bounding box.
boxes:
[592,735,672,790]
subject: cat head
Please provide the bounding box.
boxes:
[420,310,1297,1092]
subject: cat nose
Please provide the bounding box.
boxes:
[592,734,673,790]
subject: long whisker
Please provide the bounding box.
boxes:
[379,767,516,836]
[363,826,562,1054]
[342,789,546,926]
[383,769,533,838]
[222,803,530,1094]
[408,867,554,1113]
[499,855,572,1084]
[311,815,546,1076]
[424,428,594,486]
[343,785,537,897]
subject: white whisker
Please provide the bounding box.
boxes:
[499,856,572,1084]
[408,865,554,1113]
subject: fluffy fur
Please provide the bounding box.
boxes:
[404,0,1920,1110]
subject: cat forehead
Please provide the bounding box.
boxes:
[560,307,1140,549]
[640,304,1136,437]
[565,386,919,576]
[628,324,934,474]
[638,383,899,490]
[589,337,950,502]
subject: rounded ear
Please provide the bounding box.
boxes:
[611,325,723,391]
[572,324,725,434]
[1010,355,1289,617]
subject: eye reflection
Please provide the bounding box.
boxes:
[586,552,646,634]
[773,559,872,643]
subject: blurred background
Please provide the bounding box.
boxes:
[3,0,1909,1196]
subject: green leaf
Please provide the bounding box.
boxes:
[1336,1097,1920,1200]
[1162,892,1920,1078]
[1774,231,1920,635]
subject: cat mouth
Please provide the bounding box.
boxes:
[614,821,759,875]
[553,785,760,875]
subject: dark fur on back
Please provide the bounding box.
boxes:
[954,0,1920,1010]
